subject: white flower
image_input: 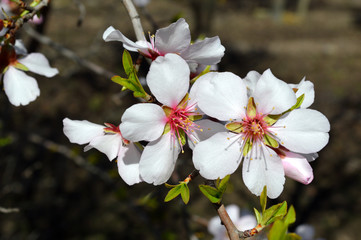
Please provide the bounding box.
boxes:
[192,69,330,198]
[120,53,220,185]
[1,41,58,106]
[208,205,257,240]
[103,18,225,71]
[63,118,142,185]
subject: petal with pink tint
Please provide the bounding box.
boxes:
[281,151,314,185]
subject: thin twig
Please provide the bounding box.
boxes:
[122,0,146,42]
[28,133,113,183]
[23,25,115,79]
[0,206,20,213]
[73,0,86,27]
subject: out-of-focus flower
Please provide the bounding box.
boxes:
[103,18,225,71]
[63,118,142,185]
[192,69,330,198]
[208,205,257,240]
[1,41,58,106]
[295,224,326,240]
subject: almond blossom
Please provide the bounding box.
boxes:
[244,71,318,185]
[208,205,257,240]
[192,69,330,198]
[103,18,225,71]
[119,53,221,185]
[63,118,142,185]
[0,41,58,106]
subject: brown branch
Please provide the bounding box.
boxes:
[215,203,241,240]
[122,0,146,42]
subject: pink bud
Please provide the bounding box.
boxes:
[281,152,314,185]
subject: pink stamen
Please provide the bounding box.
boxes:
[104,123,130,145]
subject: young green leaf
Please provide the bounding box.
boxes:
[260,186,267,214]
[286,233,301,240]
[254,208,262,224]
[164,184,183,202]
[199,185,221,203]
[217,175,230,195]
[268,220,287,240]
[290,94,305,111]
[284,205,296,226]
[263,201,288,225]
[180,184,190,204]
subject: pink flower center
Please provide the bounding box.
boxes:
[103,123,130,146]
[241,114,269,144]
[164,97,202,152]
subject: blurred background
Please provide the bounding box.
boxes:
[1,0,361,239]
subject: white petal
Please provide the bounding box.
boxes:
[242,145,285,199]
[155,18,191,54]
[253,69,296,114]
[146,54,189,107]
[290,78,315,108]
[117,143,142,185]
[102,26,148,52]
[180,36,225,65]
[195,72,248,121]
[139,133,180,185]
[18,53,58,77]
[188,119,226,150]
[120,103,166,142]
[3,67,40,106]
[295,224,315,240]
[281,152,314,185]
[272,109,330,153]
[85,134,122,161]
[243,70,261,97]
[193,132,242,179]
[63,118,104,145]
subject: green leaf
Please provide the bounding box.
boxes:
[180,184,190,204]
[260,186,267,214]
[290,94,305,111]
[263,201,288,225]
[254,208,262,224]
[263,134,279,148]
[122,50,134,76]
[268,220,287,240]
[284,205,296,226]
[164,184,183,202]
[217,175,230,195]
[286,233,301,240]
[199,184,221,203]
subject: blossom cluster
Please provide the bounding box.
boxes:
[63,18,330,199]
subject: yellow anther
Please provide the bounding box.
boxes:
[227,137,230,140]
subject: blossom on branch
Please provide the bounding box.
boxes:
[0,41,58,106]
[119,53,220,185]
[192,69,330,198]
[63,118,142,185]
[103,18,225,71]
